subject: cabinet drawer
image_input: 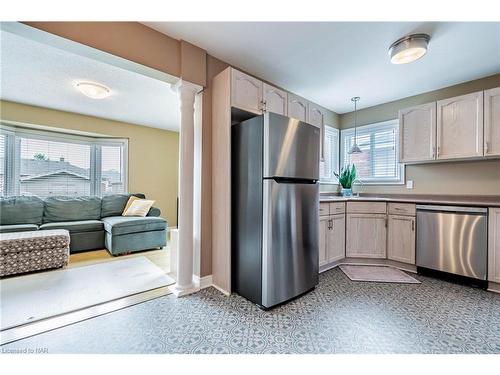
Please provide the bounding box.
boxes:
[329,202,345,214]
[319,203,330,216]
[347,201,387,214]
[388,203,416,216]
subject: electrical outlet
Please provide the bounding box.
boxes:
[406,180,414,189]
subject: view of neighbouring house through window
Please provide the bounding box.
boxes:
[0,127,127,197]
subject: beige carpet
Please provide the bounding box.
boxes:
[339,264,421,284]
[0,256,174,330]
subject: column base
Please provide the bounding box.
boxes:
[168,283,199,297]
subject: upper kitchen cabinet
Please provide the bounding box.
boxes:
[484,87,500,157]
[231,68,263,114]
[262,83,287,116]
[307,103,325,128]
[288,93,308,122]
[399,102,436,163]
[436,91,484,160]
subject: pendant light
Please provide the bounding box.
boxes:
[348,96,362,154]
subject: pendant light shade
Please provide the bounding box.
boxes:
[348,96,362,155]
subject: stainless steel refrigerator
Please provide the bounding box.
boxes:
[232,112,320,309]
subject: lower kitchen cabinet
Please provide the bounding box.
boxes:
[346,213,387,258]
[319,216,328,267]
[327,214,345,263]
[488,208,500,283]
[387,214,416,264]
[319,214,345,268]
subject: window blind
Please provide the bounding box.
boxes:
[18,136,92,197]
[0,134,5,196]
[340,120,404,184]
[0,127,127,197]
[320,126,339,183]
[100,145,125,195]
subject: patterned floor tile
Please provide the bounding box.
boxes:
[2,268,500,354]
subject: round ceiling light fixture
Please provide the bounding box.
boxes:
[75,81,111,99]
[388,33,430,64]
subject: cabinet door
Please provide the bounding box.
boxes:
[308,103,325,160]
[436,91,484,159]
[488,208,500,283]
[231,69,263,114]
[399,102,436,162]
[287,93,308,122]
[484,87,500,157]
[346,214,387,258]
[307,103,324,128]
[262,83,287,116]
[387,215,415,264]
[327,214,345,263]
[319,216,328,267]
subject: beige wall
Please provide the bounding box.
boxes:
[1,100,180,226]
[320,74,500,195]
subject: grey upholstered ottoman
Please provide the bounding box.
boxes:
[0,229,70,277]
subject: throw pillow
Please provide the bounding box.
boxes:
[122,195,140,215]
[122,199,155,217]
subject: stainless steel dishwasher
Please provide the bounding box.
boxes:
[416,205,488,282]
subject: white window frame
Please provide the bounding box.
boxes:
[0,123,128,196]
[340,119,405,185]
[319,125,340,184]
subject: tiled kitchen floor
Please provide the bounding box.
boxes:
[2,268,500,354]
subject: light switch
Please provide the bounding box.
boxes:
[406,180,414,189]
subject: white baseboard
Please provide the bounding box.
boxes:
[193,274,213,290]
[212,283,231,296]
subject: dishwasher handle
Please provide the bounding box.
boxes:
[416,204,487,214]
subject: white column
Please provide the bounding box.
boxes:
[169,80,200,297]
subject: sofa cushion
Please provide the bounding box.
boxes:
[100,193,145,218]
[43,196,102,223]
[101,216,167,236]
[0,196,44,225]
[39,220,104,233]
[0,224,39,233]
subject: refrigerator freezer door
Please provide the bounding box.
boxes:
[263,112,320,180]
[262,179,319,308]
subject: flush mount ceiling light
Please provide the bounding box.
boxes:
[388,33,430,64]
[75,81,111,99]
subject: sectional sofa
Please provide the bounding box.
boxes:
[0,194,167,255]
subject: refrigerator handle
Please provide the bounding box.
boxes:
[269,177,318,184]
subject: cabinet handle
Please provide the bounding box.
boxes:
[260,100,267,112]
[437,146,440,157]
[432,146,436,158]
[385,218,388,228]
[412,220,415,231]
[485,141,490,154]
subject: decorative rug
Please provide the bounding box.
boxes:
[339,264,421,284]
[0,256,174,330]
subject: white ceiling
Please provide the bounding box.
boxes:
[0,30,180,131]
[144,22,500,113]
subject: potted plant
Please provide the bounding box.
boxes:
[334,164,357,197]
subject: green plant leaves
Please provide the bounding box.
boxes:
[335,164,357,188]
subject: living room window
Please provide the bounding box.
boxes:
[0,126,128,197]
[340,119,404,184]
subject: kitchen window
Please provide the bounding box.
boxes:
[320,125,340,184]
[340,119,404,184]
[0,125,128,197]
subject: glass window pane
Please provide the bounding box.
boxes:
[101,145,124,195]
[0,134,5,196]
[19,137,91,197]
